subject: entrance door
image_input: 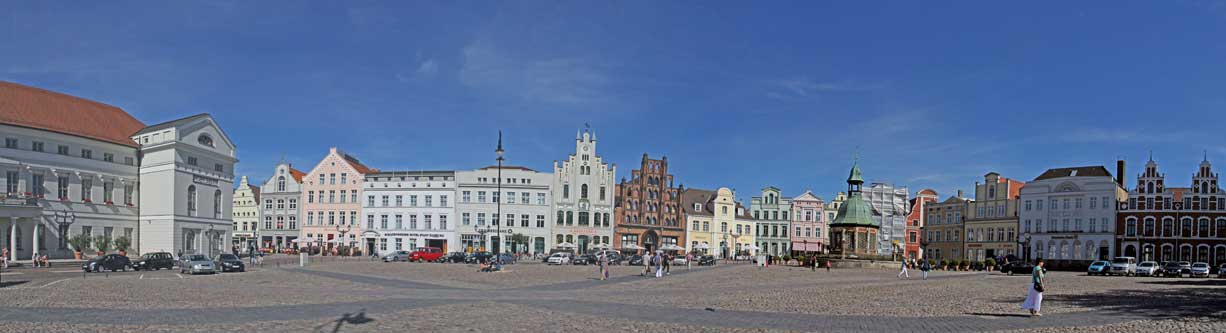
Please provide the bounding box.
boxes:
[491,236,501,254]
[427,239,446,252]
[366,239,376,256]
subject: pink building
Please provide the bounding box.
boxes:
[790,191,827,254]
[299,147,375,254]
[906,189,939,261]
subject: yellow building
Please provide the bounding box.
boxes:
[683,187,755,258]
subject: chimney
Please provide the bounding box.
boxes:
[1116,159,1126,188]
[956,189,964,198]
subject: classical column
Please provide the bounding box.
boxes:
[31,220,39,261]
[9,218,16,262]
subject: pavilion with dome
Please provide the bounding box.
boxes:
[829,161,880,258]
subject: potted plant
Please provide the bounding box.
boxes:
[985,258,997,271]
[782,255,792,265]
[960,260,970,271]
[93,235,112,256]
[68,234,91,260]
[796,255,807,266]
[114,235,131,256]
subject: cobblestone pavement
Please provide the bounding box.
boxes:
[1,259,1223,332]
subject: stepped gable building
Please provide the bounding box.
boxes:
[614,154,683,253]
[231,176,260,250]
[829,162,879,258]
[963,172,1024,262]
[258,162,305,251]
[1117,155,1226,266]
[906,189,938,260]
[2,81,237,261]
[299,147,374,254]
[552,128,616,254]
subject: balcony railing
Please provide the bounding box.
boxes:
[0,193,41,207]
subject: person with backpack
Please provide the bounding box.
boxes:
[921,260,931,280]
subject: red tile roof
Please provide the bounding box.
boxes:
[0,81,146,147]
[341,153,375,174]
[289,168,307,182]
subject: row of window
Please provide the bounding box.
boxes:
[366,214,451,230]
[304,211,358,226]
[262,215,298,230]
[475,177,534,184]
[461,213,549,228]
[185,185,223,219]
[306,190,358,204]
[367,194,450,207]
[688,220,752,234]
[752,209,790,221]
[554,211,612,227]
[1128,196,1226,211]
[460,191,548,205]
[317,173,351,185]
[1122,217,1226,238]
[560,184,605,201]
[1023,218,1112,234]
[1024,197,1112,211]
[3,137,135,166]
[183,154,225,173]
[794,226,822,238]
[4,171,135,205]
[263,199,298,210]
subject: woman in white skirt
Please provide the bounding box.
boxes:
[1022,258,1046,317]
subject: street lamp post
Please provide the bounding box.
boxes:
[336,223,351,256]
[495,131,505,259]
[54,211,76,254]
[1017,233,1031,263]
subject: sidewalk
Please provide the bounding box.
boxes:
[2,259,87,270]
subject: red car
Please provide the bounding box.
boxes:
[408,247,445,262]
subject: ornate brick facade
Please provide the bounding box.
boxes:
[613,154,684,253]
[1117,156,1226,266]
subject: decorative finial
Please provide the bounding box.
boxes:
[1204,149,1209,162]
[1149,150,1153,162]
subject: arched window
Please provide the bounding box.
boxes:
[197,134,214,147]
[187,185,197,216]
[1182,218,1194,238]
[1143,217,1155,237]
[214,190,222,218]
[1124,218,1137,237]
[1146,182,1154,194]
[277,176,286,191]
[581,184,588,199]
[1162,218,1174,237]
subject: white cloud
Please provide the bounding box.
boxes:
[416,59,438,76]
[458,40,609,105]
[765,77,887,99]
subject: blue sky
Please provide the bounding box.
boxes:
[4,1,1226,202]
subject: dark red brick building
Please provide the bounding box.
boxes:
[613,154,684,253]
[1117,156,1226,266]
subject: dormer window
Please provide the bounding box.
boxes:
[197,134,214,147]
[693,203,701,212]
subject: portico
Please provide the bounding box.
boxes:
[1,195,44,262]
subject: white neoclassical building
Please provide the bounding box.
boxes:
[362,171,458,257]
[1019,165,1125,264]
[1,81,236,262]
[456,166,553,255]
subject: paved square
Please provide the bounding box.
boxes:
[1,258,1223,332]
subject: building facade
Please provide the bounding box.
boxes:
[614,154,683,253]
[362,171,457,257]
[963,173,1023,262]
[863,182,909,257]
[825,192,845,225]
[299,147,372,254]
[923,193,970,262]
[258,163,303,251]
[456,166,552,255]
[1117,156,1226,266]
[682,187,755,258]
[132,114,237,258]
[231,176,260,250]
[553,129,616,254]
[829,162,879,258]
[906,189,938,260]
[751,187,792,256]
[789,191,826,255]
[1020,165,1124,264]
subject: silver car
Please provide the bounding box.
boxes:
[179,254,216,275]
[383,250,411,262]
[1190,262,1211,278]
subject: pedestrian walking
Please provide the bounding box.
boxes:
[248,245,258,265]
[825,259,831,272]
[642,252,650,277]
[898,260,910,279]
[685,252,693,271]
[653,252,664,278]
[1,247,8,270]
[921,260,931,280]
[663,254,671,275]
[1022,259,1046,317]
[599,253,609,280]
[810,256,817,272]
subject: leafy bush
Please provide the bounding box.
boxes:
[93,235,112,254]
[114,236,131,252]
[985,258,996,267]
[960,259,970,267]
[68,234,91,252]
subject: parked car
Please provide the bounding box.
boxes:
[1178,261,1193,275]
[498,253,517,264]
[179,254,216,275]
[466,251,494,264]
[214,254,246,272]
[1135,261,1160,277]
[672,256,689,265]
[1087,261,1110,276]
[572,254,597,265]
[442,252,468,263]
[1190,262,1211,278]
[591,250,623,265]
[1219,264,1226,278]
[382,250,411,262]
[628,254,645,266]
[409,247,446,262]
[546,252,573,265]
[132,252,175,271]
[1109,256,1137,276]
[697,255,717,266]
[82,254,132,272]
[1161,261,1184,277]
[1001,261,1036,275]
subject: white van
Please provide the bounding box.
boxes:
[1109,256,1137,276]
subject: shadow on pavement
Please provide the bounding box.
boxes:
[1137,279,1226,287]
[1049,287,1226,319]
[315,308,375,333]
[0,280,29,288]
[966,312,1032,318]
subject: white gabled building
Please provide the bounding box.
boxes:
[1019,165,1125,264]
[132,114,238,257]
[551,129,615,254]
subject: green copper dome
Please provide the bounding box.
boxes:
[831,162,876,228]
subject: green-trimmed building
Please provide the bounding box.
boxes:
[829,162,879,258]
